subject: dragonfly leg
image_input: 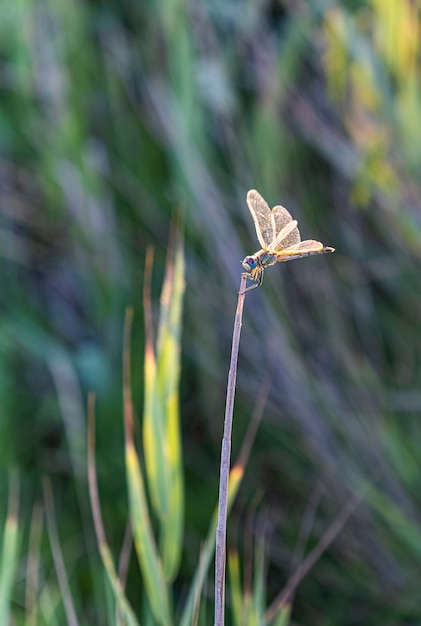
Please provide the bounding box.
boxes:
[240,268,264,293]
[240,273,256,294]
[239,274,251,294]
[243,282,259,293]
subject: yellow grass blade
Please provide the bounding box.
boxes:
[156,227,185,580]
[143,248,169,519]
[122,311,172,626]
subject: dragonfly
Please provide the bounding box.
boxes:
[242,189,335,291]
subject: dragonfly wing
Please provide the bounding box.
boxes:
[246,189,276,249]
[271,205,301,251]
[278,239,333,258]
[267,220,298,252]
[272,204,294,230]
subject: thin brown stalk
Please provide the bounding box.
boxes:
[123,306,135,444]
[116,521,133,626]
[118,520,133,589]
[87,393,107,549]
[214,273,247,626]
[180,364,269,626]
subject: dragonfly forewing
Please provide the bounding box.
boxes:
[246,189,277,249]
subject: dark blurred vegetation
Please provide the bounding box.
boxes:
[1,0,421,623]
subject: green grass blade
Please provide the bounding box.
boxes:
[126,443,172,626]
[0,471,19,625]
[271,604,292,626]
[99,543,140,626]
[87,393,140,626]
[251,533,266,626]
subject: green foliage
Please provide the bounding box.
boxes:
[1,0,421,624]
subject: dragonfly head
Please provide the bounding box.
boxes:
[242,255,258,272]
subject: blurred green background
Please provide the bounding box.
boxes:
[2,0,421,623]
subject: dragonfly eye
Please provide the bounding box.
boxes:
[242,256,257,270]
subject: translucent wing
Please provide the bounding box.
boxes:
[246,189,276,249]
[277,239,334,259]
[267,220,299,252]
[270,205,301,251]
[246,190,333,258]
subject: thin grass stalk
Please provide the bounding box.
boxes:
[42,476,79,626]
[118,521,133,590]
[214,273,247,626]
[191,546,207,626]
[180,375,267,626]
[116,521,133,626]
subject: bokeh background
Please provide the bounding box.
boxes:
[2,0,421,623]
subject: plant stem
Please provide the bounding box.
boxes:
[214,274,247,626]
